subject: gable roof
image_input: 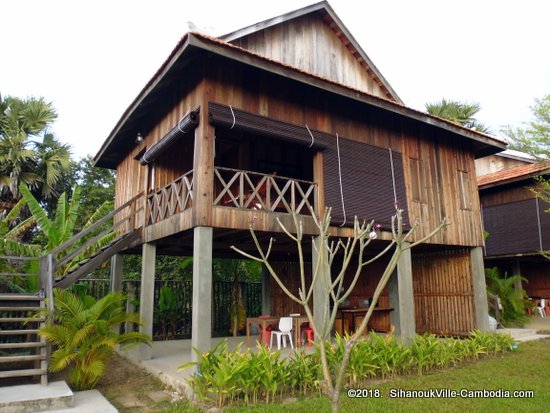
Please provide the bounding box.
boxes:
[94,23,507,168]
[477,162,550,189]
[220,1,402,103]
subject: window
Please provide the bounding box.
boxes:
[458,170,471,210]
[410,158,426,203]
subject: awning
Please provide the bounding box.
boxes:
[208,102,329,150]
[139,108,200,165]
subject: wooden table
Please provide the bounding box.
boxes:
[291,316,310,347]
[246,316,279,347]
[340,307,394,334]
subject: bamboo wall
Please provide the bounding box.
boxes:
[412,249,476,336]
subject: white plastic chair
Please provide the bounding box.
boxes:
[538,299,546,317]
[270,317,294,350]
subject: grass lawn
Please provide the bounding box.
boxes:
[221,339,550,413]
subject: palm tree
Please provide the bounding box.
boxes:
[426,99,491,134]
[38,289,150,390]
[0,94,71,205]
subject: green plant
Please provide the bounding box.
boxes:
[155,285,178,339]
[37,289,150,390]
[485,267,529,326]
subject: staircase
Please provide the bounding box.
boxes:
[0,292,48,386]
[0,192,144,387]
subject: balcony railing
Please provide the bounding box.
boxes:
[147,170,193,225]
[214,167,316,215]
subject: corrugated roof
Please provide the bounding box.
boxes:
[477,162,550,188]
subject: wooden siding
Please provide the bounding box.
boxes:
[230,14,385,98]
[412,249,476,336]
[519,262,550,298]
[480,183,535,208]
[115,77,202,208]
[475,154,532,176]
[115,56,484,247]
[203,58,483,246]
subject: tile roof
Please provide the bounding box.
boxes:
[477,162,550,188]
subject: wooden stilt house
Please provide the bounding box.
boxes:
[478,162,550,301]
[86,1,506,359]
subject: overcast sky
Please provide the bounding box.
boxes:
[2,0,549,160]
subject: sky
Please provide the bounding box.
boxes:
[1,0,549,160]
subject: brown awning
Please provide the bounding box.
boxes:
[140,108,200,165]
[208,102,329,150]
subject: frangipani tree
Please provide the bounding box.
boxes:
[233,207,447,413]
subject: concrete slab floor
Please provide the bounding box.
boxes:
[48,390,118,413]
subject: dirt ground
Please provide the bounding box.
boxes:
[47,353,181,413]
[94,353,179,412]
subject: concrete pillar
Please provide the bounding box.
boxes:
[261,265,272,315]
[139,243,156,360]
[512,261,523,295]
[110,254,124,293]
[312,236,330,339]
[470,247,489,331]
[388,243,416,344]
[191,226,213,363]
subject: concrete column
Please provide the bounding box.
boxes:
[312,236,330,339]
[191,226,213,363]
[110,254,124,293]
[261,265,272,315]
[470,247,489,331]
[512,261,523,295]
[139,243,156,360]
[388,244,416,344]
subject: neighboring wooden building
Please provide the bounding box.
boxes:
[94,1,505,358]
[475,149,534,176]
[478,162,550,299]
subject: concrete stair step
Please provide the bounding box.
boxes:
[47,390,118,413]
[0,381,74,413]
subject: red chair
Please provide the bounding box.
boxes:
[301,324,314,345]
[258,315,273,345]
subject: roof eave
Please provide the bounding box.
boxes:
[93,35,192,168]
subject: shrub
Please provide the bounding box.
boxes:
[38,289,150,390]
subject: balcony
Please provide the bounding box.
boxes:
[144,167,317,239]
[213,167,316,215]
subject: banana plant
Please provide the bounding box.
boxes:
[18,183,114,277]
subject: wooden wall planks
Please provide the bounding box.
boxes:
[116,55,484,247]
[412,249,476,336]
[231,14,387,99]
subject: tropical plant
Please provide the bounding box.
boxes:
[426,98,491,133]
[181,332,515,409]
[155,285,179,339]
[0,94,71,204]
[37,289,150,390]
[18,183,114,277]
[485,267,529,326]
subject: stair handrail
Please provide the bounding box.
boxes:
[49,191,144,258]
